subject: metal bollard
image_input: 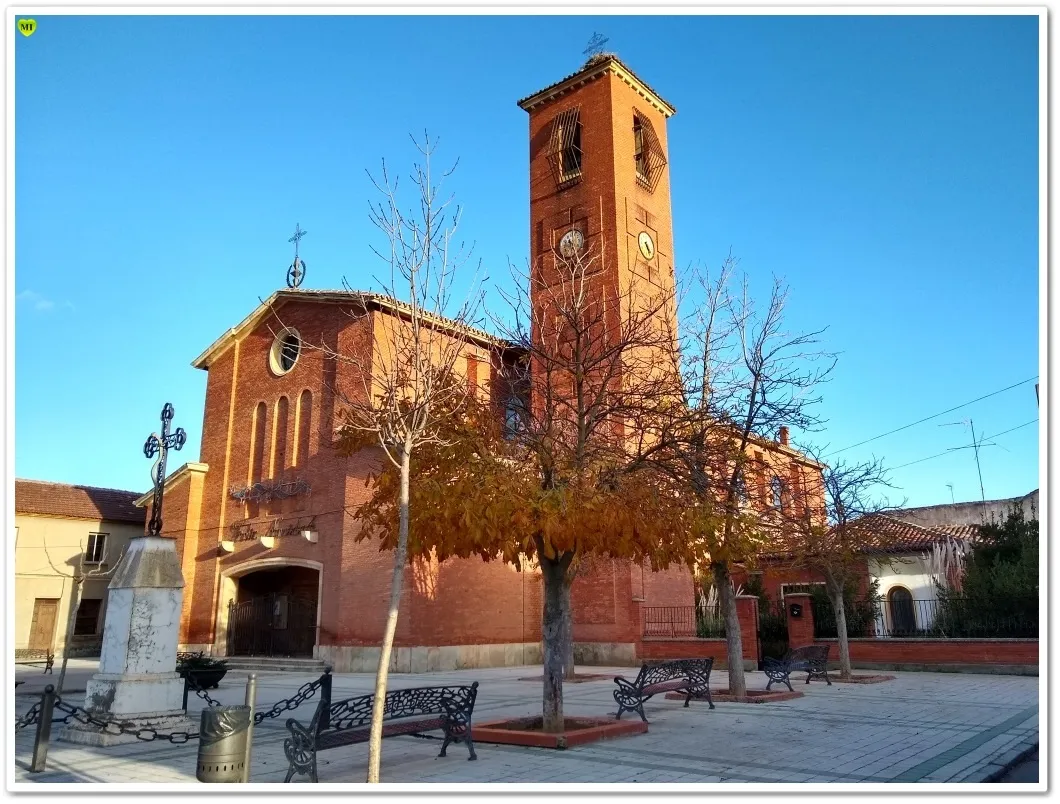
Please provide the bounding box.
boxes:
[182,674,190,711]
[30,685,56,773]
[242,674,257,783]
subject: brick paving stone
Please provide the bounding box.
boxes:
[11,666,1038,785]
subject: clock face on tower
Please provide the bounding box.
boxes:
[559,228,585,258]
[638,231,655,261]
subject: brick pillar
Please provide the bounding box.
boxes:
[631,598,644,663]
[784,592,815,649]
[734,595,760,669]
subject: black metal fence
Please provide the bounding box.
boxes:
[811,599,877,639]
[642,605,726,638]
[811,597,1038,639]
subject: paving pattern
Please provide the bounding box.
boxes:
[11,665,1040,786]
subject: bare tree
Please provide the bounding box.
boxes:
[41,535,125,694]
[657,255,835,696]
[317,133,484,783]
[781,452,900,679]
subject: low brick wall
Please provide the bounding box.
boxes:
[637,638,757,671]
[814,638,1038,675]
[639,638,728,663]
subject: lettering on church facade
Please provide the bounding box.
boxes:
[227,515,317,543]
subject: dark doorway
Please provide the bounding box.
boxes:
[887,587,917,636]
[227,566,319,657]
[757,599,789,668]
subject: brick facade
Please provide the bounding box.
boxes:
[147,56,828,672]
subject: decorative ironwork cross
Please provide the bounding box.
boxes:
[287,223,307,288]
[289,223,307,258]
[143,402,186,536]
[583,32,609,59]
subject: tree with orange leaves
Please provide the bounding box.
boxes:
[343,242,691,733]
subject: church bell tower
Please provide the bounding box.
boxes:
[518,54,678,357]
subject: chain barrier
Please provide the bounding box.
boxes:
[52,698,202,744]
[183,672,223,708]
[14,702,41,733]
[17,669,329,744]
[252,676,324,725]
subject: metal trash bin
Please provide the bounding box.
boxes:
[196,705,251,783]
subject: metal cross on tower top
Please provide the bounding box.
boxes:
[583,32,609,59]
[143,402,186,537]
[287,223,307,288]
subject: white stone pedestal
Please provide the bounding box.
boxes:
[59,536,196,746]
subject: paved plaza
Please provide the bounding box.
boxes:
[12,662,1039,786]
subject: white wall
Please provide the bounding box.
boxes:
[868,553,939,635]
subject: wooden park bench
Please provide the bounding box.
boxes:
[613,658,714,722]
[15,648,54,674]
[283,679,480,782]
[764,644,832,692]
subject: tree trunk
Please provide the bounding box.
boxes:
[540,555,572,733]
[366,446,411,783]
[56,577,83,695]
[712,562,746,697]
[564,633,576,681]
[825,571,852,680]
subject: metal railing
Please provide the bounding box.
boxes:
[811,599,877,639]
[812,597,1038,639]
[642,606,726,638]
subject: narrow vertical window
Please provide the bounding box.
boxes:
[295,390,313,467]
[561,120,583,178]
[734,470,749,507]
[249,401,267,518]
[548,107,583,187]
[466,356,480,395]
[770,476,784,510]
[273,396,289,476]
[633,116,647,182]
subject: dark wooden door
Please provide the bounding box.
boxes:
[29,598,59,651]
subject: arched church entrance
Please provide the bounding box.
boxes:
[225,563,320,658]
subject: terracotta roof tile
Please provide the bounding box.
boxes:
[845,515,979,554]
[15,479,147,525]
[517,54,676,115]
[759,514,979,560]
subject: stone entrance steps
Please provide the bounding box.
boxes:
[221,656,328,674]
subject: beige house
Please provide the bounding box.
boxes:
[14,479,146,656]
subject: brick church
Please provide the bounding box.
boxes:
[141,55,824,672]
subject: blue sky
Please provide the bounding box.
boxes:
[14,14,1040,508]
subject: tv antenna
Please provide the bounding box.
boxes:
[583,32,609,60]
[939,419,992,502]
[945,483,955,504]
